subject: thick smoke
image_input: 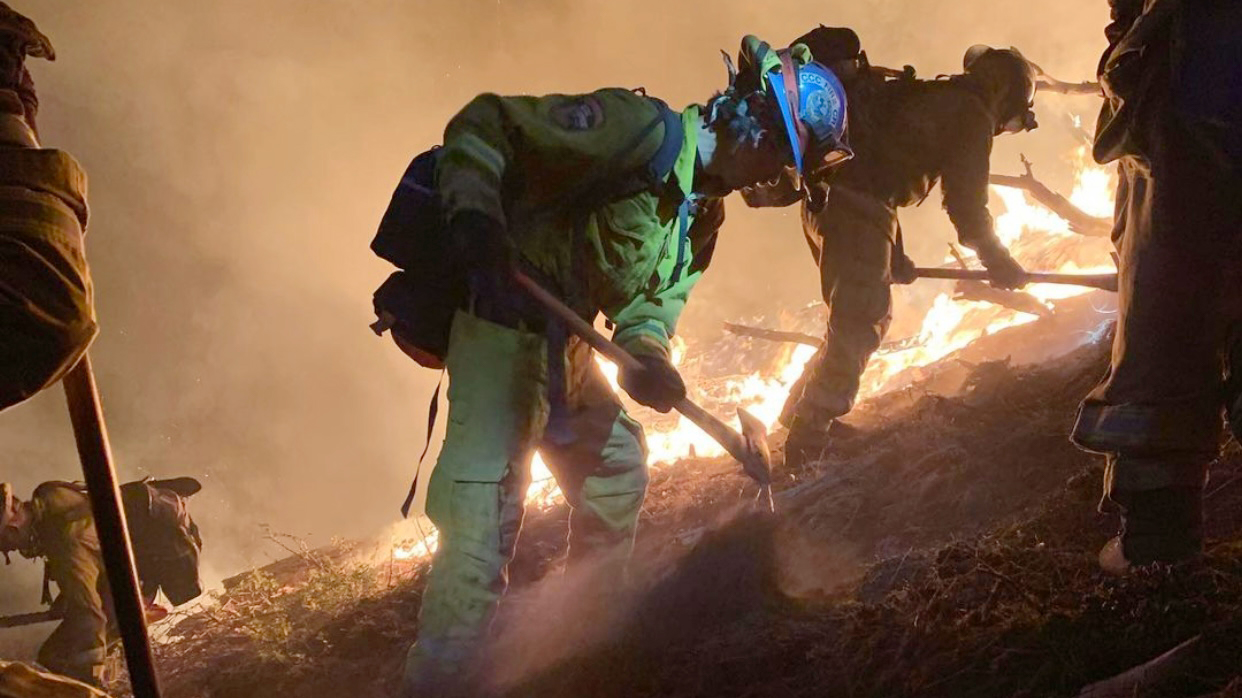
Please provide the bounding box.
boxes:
[0,0,1108,643]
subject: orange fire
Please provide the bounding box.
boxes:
[389,524,440,561]
[628,140,1117,470]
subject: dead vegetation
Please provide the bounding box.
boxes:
[119,534,420,697]
[135,318,1242,698]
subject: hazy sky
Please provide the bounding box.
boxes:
[0,0,1109,618]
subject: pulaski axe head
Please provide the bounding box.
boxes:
[736,408,775,512]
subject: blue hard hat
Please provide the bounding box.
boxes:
[765,60,852,176]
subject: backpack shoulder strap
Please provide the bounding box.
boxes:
[640,98,685,187]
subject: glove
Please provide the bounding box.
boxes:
[450,210,514,302]
[972,238,1028,290]
[618,353,686,413]
[890,251,918,285]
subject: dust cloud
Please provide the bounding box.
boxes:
[483,510,866,693]
[0,0,1108,633]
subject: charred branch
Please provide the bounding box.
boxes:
[953,281,1054,318]
[1026,57,1102,96]
[990,155,1113,237]
[1036,78,1101,96]
[0,610,59,629]
[1076,635,1202,698]
[723,322,823,348]
[722,323,920,355]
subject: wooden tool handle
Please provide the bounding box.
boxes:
[511,271,643,373]
[64,357,163,697]
[512,271,746,456]
[913,267,1118,292]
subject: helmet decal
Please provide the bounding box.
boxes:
[771,59,851,177]
[714,35,854,183]
[799,65,847,144]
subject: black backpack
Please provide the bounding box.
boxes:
[38,477,204,608]
[369,94,687,370]
[791,25,862,69]
[121,477,203,606]
[369,146,462,369]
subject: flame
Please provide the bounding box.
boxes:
[389,119,1119,564]
[393,531,439,561]
[631,122,1117,468]
[526,453,564,510]
[1069,146,1117,219]
[388,521,439,561]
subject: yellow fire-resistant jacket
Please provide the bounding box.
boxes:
[437,87,719,359]
[27,483,111,688]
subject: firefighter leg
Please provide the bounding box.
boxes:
[783,190,895,464]
[1073,120,1242,567]
[404,311,548,692]
[540,340,648,572]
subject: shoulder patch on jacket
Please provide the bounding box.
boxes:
[550,96,605,131]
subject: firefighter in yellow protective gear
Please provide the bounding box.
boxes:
[401,36,854,695]
[0,483,111,688]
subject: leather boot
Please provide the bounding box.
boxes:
[782,414,835,468]
[1099,486,1204,574]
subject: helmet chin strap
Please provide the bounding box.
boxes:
[776,52,808,148]
[776,51,809,186]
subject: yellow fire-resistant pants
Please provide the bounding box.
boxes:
[403,310,648,690]
[780,186,897,427]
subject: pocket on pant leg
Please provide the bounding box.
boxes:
[598,411,649,487]
[423,465,457,532]
[436,311,548,483]
[435,480,503,555]
[582,412,649,530]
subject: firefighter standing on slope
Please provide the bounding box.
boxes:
[400,35,854,695]
[746,29,1035,466]
[1073,0,1242,573]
